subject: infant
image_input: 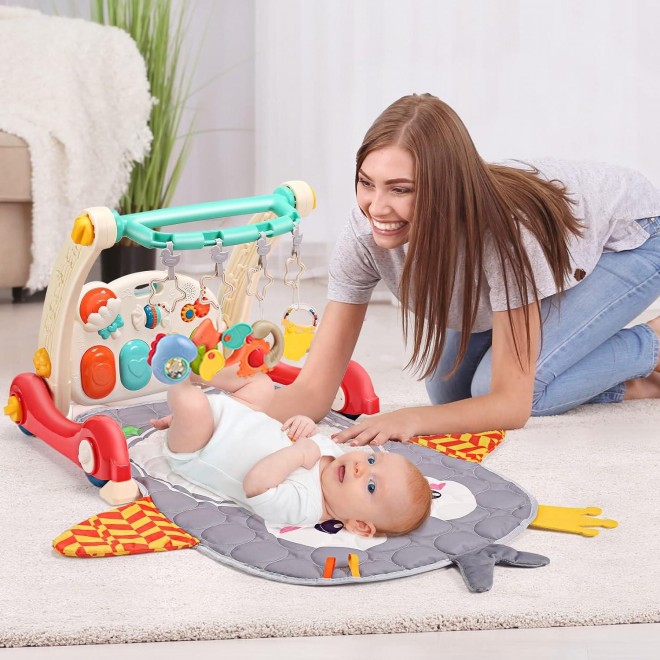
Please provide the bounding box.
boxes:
[152,367,431,537]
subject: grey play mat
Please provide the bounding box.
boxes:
[77,397,548,592]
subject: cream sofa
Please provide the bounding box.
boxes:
[0,130,32,301]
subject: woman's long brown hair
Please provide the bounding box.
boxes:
[356,94,581,379]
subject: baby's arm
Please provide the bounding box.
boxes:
[281,415,318,440]
[243,437,320,498]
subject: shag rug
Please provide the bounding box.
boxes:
[1,374,659,647]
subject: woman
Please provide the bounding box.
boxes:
[267,93,660,445]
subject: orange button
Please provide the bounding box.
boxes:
[81,345,116,399]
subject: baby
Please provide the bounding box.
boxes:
[152,367,431,537]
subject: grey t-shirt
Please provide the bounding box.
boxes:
[327,158,660,331]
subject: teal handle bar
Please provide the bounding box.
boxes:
[112,185,300,250]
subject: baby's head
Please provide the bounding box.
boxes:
[320,449,432,537]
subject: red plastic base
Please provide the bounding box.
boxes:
[8,372,131,483]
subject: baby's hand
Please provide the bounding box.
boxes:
[282,415,318,441]
[150,414,173,430]
[295,436,321,469]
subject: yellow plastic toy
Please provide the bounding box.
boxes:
[530,505,618,537]
[282,304,319,361]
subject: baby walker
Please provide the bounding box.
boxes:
[4,182,379,505]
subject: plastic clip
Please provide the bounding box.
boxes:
[148,242,186,312]
[200,239,233,310]
[246,233,273,302]
[284,223,306,292]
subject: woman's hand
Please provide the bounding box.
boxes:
[282,415,318,440]
[332,410,420,446]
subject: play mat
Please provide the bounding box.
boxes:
[53,399,546,592]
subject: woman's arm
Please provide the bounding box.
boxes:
[243,437,321,497]
[333,303,540,444]
[266,301,369,423]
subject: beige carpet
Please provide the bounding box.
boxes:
[1,375,659,647]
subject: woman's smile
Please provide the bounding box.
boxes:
[371,218,408,234]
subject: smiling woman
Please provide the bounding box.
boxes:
[267,92,660,442]
[356,145,416,249]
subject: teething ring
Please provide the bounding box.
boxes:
[251,320,285,368]
[282,304,319,327]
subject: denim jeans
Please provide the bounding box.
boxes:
[425,216,660,415]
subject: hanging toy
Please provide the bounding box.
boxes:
[280,223,316,360]
[190,345,226,381]
[282,304,318,361]
[224,320,285,378]
[246,233,274,303]
[188,317,264,381]
[198,239,234,310]
[147,334,198,384]
[147,242,187,313]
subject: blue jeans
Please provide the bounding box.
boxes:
[425,217,660,415]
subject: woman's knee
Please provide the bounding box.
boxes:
[426,372,470,404]
[471,367,556,416]
[469,353,494,398]
[530,383,565,416]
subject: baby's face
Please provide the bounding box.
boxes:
[320,450,412,532]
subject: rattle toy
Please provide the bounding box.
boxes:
[147,334,198,384]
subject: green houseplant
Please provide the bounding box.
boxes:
[92,0,195,279]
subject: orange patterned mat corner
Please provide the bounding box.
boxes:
[410,430,505,463]
[53,496,199,557]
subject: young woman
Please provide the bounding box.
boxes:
[267,93,660,444]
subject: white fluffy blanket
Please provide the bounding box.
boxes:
[0,7,152,291]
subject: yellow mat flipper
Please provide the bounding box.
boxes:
[53,496,199,557]
[410,430,505,463]
[530,505,618,537]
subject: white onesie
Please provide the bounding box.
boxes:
[163,393,346,526]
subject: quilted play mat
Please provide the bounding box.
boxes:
[61,397,551,592]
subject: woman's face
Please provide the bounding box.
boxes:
[356,145,416,249]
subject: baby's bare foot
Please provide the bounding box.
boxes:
[624,372,660,400]
[624,316,660,400]
[648,316,660,372]
[150,415,172,430]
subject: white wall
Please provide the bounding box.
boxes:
[255,0,660,268]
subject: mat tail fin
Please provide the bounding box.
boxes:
[451,543,549,593]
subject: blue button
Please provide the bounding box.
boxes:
[119,340,152,391]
